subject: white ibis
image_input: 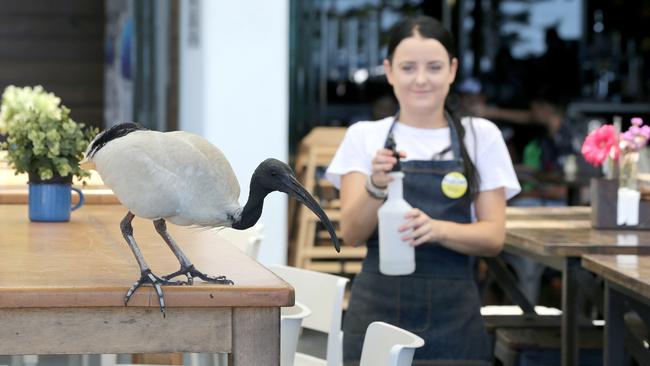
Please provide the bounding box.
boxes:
[80,123,340,314]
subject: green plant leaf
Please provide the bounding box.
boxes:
[0,85,98,181]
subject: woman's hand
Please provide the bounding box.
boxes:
[398,208,445,246]
[395,188,506,255]
[370,148,406,188]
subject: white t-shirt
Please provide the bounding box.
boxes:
[326,116,521,205]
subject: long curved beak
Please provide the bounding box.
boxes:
[280,174,341,252]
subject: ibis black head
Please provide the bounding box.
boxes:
[232,158,340,252]
[87,122,146,158]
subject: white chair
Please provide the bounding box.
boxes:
[216,224,264,259]
[98,355,175,366]
[359,322,424,366]
[99,354,182,366]
[11,355,38,366]
[269,265,349,366]
[281,301,312,366]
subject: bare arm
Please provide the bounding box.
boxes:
[339,172,384,246]
[399,187,506,256]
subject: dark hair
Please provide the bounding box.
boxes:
[386,15,480,200]
[387,16,456,64]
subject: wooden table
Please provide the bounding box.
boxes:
[0,166,118,204]
[0,204,292,365]
[0,185,119,204]
[504,206,650,366]
[506,206,592,222]
[582,254,650,365]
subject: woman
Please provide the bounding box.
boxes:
[326,16,521,365]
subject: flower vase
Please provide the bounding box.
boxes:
[602,155,618,180]
[590,177,650,229]
[619,152,639,190]
[614,152,642,227]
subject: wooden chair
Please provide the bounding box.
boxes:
[269,265,349,366]
[292,145,341,269]
[290,128,365,274]
[494,327,603,366]
[359,322,424,366]
[290,145,366,273]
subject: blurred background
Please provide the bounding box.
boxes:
[1,0,649,264]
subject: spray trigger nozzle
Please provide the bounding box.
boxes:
[385,134,401,172]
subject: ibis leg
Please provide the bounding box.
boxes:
[154,219,234,286]
[120,212,181,315]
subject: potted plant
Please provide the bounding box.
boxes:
[582,118,650,229]
[0,85,98,221]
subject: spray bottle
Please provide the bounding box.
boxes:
[377,136,415,275]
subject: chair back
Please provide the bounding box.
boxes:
[281,301,312,366]
[359,322,425,366]
[270,264,349,366]
[216,223,264,259]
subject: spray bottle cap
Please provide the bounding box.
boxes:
[385,134,401,172]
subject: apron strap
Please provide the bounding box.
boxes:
[383,111,464,165]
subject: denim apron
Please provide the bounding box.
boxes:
[343,115,492,366]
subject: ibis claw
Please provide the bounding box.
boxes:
[162,264,234,285]
[124,269,184,315]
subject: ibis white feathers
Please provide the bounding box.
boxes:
[81,123,340,314]
[88,129,241,226]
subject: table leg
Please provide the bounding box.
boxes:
[604,282,626,366]
[562,257,580,366]
[232,307,280,366]
[485,256,536,314]
[567,187,580,206]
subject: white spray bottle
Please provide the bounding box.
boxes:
[377,138,415,275]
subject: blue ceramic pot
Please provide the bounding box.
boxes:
[28,183,84,222]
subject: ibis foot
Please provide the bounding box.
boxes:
[124,269,184,316]
[162,264,234,286]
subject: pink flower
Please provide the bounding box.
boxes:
[620,118,650,153]
[628,125,650,139]
[581,124,620,167]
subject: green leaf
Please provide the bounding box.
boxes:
[0,85,98,181]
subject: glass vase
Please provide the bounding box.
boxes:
[619,152,639,190]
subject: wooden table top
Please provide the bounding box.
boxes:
[506,206,590,221]
[0,185,119,204]
[582,254,650,300]
[505,206,650,257]
[0,166,119,204]
[506,206,591,229]
[0,204,293,309]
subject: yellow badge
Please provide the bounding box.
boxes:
[441,172,468,199]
